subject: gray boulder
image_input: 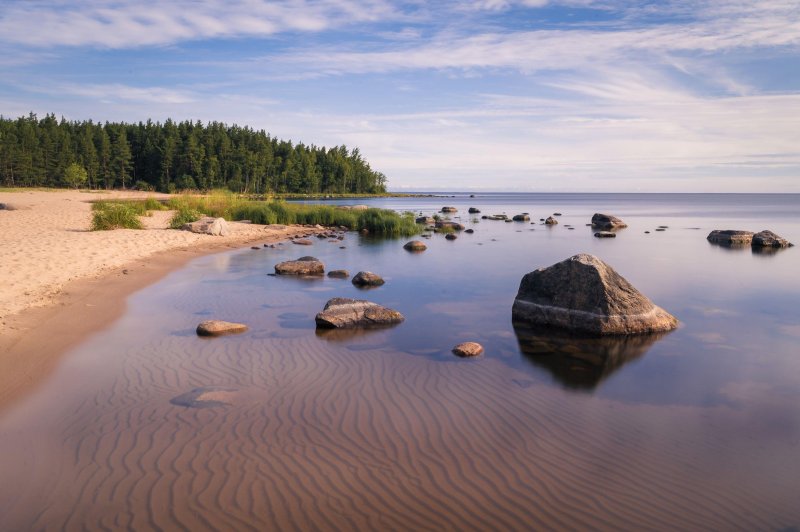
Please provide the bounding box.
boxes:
[512,253,678,335]
[196,320,248,336]
[182,216,229,236]
[352,271,385,286]
[315,298,405,328]
[751,230,793,248]
[275,258,325,276]
[591,213,627,230]
[707,230,754,246]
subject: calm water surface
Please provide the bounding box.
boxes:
[0,193,798,530]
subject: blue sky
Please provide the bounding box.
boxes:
[1,0,799,192]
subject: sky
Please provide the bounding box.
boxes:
[1,0,799,192]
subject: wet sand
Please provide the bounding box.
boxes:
[0,189,314,408]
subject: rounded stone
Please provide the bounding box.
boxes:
[452,342,484,358]
[352,271,385,286]
[196,320,248,337]
[404,240,427,251]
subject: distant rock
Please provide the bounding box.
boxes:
[315,297,404,328]
[452,342,484,358]
[441,206,458,213]
[275,258,325,276]
[196,320,248,337]
[465,228,475,234]
[445,233,457,240]
[468,207,481,214]
[512,253,678,335]
[483,214,507,221]
[403,240,427,251]
[513,214,530,222]
[435,221,465,231]
[416,216,435,224]
[328,269,350,279]
[182,216,229,236]
[707,230,754,246]
[591,213,627,230]
[352,271,385,286]
[594,231,616,238]
[292,238,313,245]
[751,230,793,248]
[553,212,562,216]
[251,246,260,250]
[545,216,558,225]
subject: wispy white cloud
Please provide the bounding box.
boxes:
[0,0,397,48]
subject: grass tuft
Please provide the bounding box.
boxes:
[91,202,144,230]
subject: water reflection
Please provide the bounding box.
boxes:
[512,322,669,391]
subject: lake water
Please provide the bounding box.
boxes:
[1,193,799,530]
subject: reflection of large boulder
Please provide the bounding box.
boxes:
[512,253,678,335]
[513,323,664,390]
[315,298,404,328]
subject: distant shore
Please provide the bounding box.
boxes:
[0,189,315,409]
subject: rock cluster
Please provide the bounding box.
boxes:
[512,253,678,335]
[315,298,404,328]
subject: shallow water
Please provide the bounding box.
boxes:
[1,193,798,530]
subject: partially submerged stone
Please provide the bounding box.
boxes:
[404,240,427,251]
[327,269,350,279]
[594,231,616,238]
[512,253,678,335]
[512,214,530,222]
[435,221,465,231]
[315,297,405,328]
[292,238,313,245]
[441,206,458,213]
[445,233,457,240]
[545,216,558,225]
[352,271,385,286]
[275,258,325,276]
[196,320,248,337]
[416,216,435,224]
[752,230,793,248]
[452,342,484,358]
[182,216,229,236]
[468,207,481,214]
[707,230,754,246]
[591,213,627,230]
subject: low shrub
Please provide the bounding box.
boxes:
[91,202,144,230]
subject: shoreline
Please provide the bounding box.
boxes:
[0,189,318,411]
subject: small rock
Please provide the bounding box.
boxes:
[352,271,385,286]
[513,214,530,222]
[275,258,325,276]
[293,239,313,245]
[468,207,481,214]
[315,298,404,328]
[416,216,435,224]
[465,228,474,234]
[328,270,350,279]
[445,233,457,240]
[196,320,248,337]
[644,231,650,234]
[594,231,616,238]
[591,213,627,230]
[752,230,793,248]
[707,230,754,246]
[435,221,465,231]
[441,206,458,213]
[403,240,427,251]
[452,342,484,358]
[545,216,558,225]
[655,228,666,232]
[251,246,260,250]
[553,212,562,216]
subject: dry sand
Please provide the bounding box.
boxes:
[0,189,313,406]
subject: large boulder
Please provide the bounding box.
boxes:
[196,320,248,336]
[315,298,405,328]
[274,257,325,276]
[512,253,678,335]
[591,213,627,230]
[182,216,229,236]
[707,230,754,246]
[751,230,793,248]
[352,271,385,286]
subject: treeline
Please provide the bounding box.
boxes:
[0,113,387,194]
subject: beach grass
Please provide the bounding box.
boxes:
[90,202,144,230]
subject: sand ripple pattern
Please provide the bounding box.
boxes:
[1,317,799,531]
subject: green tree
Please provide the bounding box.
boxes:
[63,162,88,188]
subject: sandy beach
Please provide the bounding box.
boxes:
[0,189,313,407]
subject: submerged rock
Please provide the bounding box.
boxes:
[445,233,457,240]
[275,258,325,276]
[591,213,627,230]
[707,230,754,246]
[751,230,793,248]
[513,214,530,222]
[416,216,435,224]
[468,207,481,214]
[594,231,616,238]
[182,216,229,236]
[512,253,678,335]
[327,269,350,279]
[435,221,465,231]
[170,386,237,408]
[403,240,427,251]
[441,206,458,213]
[315,297,405,328]
[196,320,248,337]
[352,271,385,286]
[292,238,313,245]
[452,342,484,358]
